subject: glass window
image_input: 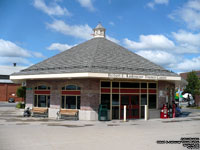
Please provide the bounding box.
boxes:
[101,94,110,109]
[61,96,80,109]
[141,83,147,88]
[61,96,65,108]
[112,82,119,88]
[47,96,50,107]
[77,96,80,109]
[141,94,147,105]
[77,86,81,90]
[38,95,47,107]
[149,83,156,88]
[34,95,37,107]
[66,85,77,90]
[66,96,76,109]
[112,106,119,119]
[38,85,48,90]
[121,95,129,105]
[112,94,119,105]
[120,82,139,88]
[140,106,144,119]
[149,94,157,109]
[131,95,139,105]
[101,82,110,88]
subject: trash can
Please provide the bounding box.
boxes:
[98,104,108,121]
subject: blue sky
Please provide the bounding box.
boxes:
[0,0,200,74]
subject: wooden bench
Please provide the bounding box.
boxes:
[32,107,48,117]
[58,109,79,120]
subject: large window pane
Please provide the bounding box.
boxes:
[38,95,47,107]
[34,95,37,107]
[61,96,65,108]
[101,82,110,88]
[121,95,129,105]
[120,82,139,88]
[101,94,110,109]
[77,96,80,109]
[141,83,147,88]
[141,106,144,119]
[149,83,156,88]
[47,96,50,107]
[131,95,139,105]
[112,94,119,106]
[38,85,47,90]
[112,106,119,119]
[112,82,119,88]
[141,94,147,105]
[149,94,157,109]
[66,85,77,90]
[66,96,76,109]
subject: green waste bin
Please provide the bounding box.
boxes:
[98,104,108,121]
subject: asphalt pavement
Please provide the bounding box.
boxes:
[0,102,200,150]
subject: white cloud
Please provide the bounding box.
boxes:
[47,20,93,40]
[0,39,44,67]
[174,56,200,72]
[0,57,31,65]
[172,30,200,47]
[169,0,200,30]
[77,0,95,11]
[147,0,169,9]
[32,52,45,58]
[109,21,115,26]
[33,0,71,16]
[107,35,120,44]
[136,50,177,67]
[123,35,175,50]
[0,39,31,57]
[0,65,27,75]
[47,43,74,51]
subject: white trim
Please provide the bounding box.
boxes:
[10,72,181,81]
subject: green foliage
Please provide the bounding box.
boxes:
[16,86,26,98]
[184,71,200,98]
[16,102,25,109]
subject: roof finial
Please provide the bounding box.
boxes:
[93,22,106,38]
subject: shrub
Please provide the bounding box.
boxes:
[16,102,25,109]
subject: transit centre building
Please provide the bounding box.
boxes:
[10,24,183,120]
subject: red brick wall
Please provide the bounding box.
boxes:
[26,79,100,111]
[0,83,23,102]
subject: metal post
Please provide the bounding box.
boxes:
[124,105,126,122]
[145,105,148,121]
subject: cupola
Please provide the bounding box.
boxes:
[93,23,106,38]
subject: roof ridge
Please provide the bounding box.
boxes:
[88,38,101,70]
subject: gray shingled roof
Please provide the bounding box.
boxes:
[13,38,178,76]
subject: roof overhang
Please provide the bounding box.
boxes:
[10,72,181,83]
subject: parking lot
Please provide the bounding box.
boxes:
[0,102,200,150]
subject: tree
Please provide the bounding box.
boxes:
[184,71,200,98]
[16,86,26,103]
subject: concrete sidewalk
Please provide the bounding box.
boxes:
[0,106,200,150]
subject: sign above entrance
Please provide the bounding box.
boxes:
[108,73,181,81]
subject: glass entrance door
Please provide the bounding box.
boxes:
[120,95,139,119]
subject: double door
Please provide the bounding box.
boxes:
[120,95,139,119]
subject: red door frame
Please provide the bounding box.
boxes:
[120,94,140,119]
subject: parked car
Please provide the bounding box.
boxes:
[8,98,15,103]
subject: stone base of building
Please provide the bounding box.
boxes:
[79,110,98,121]
[149,109,160,119]
[49,108,59,119]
